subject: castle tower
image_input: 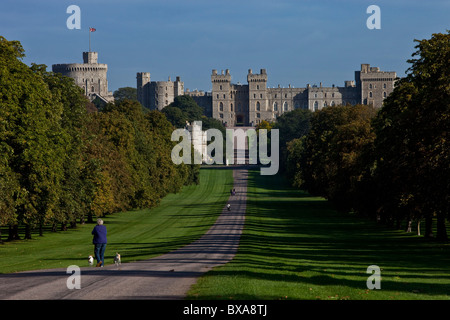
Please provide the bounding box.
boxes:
[357,63,396,108]
[83,51,98,64]
[247,69,268,126]
[52,52,114,103]
[137,72,151,108]
[136,73,184,110]
[211,69,233,126]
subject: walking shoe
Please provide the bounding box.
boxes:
[96,261,102,267]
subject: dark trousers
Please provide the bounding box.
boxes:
[94,243,106,266]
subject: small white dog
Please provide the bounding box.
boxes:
[114,253,121,266]
[88,255,94,266]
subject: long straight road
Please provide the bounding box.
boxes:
[0,169,247,300]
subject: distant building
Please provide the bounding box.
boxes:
[137,63,397,127]
[208,64,397,127]
[136,73,184,110]
[52,52,114,104]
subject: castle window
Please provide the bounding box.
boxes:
[260,94,263,98]
[369,92,373,98]
[314,94,317,98]
[283,102,288,111]
[223,94,226,99]
[273,102,278,111]
[220,102,224,112]
[217,94,219,99]
[369,84,373,89]
[231,103,233,112]
[332,93,335,98]
[91,86,95,92]
[220,113,224,119]
[220,85,222,90]
[256,102,260,111]
[383,92,387,98]
[257,85,260,90]
[383,83,387,89]
[314,101,319,111]
[257,113,261,118]
[331,101,335,106]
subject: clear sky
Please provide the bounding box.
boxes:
[1,0,449,92]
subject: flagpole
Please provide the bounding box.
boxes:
[89,27,91,52]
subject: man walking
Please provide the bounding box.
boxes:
[92,218,107,267]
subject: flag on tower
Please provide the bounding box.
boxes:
[89,27,96,32]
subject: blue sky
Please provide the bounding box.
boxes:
[1,0,449,92]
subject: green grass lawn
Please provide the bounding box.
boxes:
[187,170,450,300]
[0,168,233,274]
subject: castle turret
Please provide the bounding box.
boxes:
[248,69,268,126]
[137,72,151,108]
[211,69,232,125]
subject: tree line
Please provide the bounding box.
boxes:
[274,32,449,240]
[0,37,199,242]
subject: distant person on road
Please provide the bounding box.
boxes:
[227,203,231,211]
[92,218,107,267]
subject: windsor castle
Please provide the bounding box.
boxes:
[52,51,397,127]
[137,64,396,127]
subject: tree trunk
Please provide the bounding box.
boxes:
[8,225,20,241]
[405,220,412,233]
[61,223,67,232]
[24,224,32,240]
[39,223,44,237]
[425,214,433,238]
[436,211,448,241]
[417,220,421,236]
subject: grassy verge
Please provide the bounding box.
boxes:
[187,170,450,300]
[0,168,233,274]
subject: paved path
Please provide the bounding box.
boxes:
[0,169,247,300]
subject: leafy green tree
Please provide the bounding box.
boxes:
[297,104,377,212]
[272,109,312,173]
[0,37,66,239]
[373,31,450,239]
[113,87,138,103]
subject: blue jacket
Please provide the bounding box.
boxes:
[92,225,107,244]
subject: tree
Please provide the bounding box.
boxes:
[0,37,66,239]
[162,95,204,128]
[113,87,138,103]
[373,31,450,239]
[296,104,377,212]
[272,108,312,173]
